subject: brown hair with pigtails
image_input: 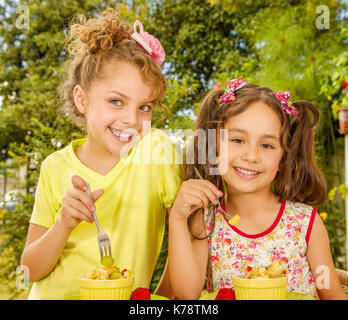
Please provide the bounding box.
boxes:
[186,83,327,239]
[59,8,167,129]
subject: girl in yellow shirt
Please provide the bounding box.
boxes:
[20,8,182,300]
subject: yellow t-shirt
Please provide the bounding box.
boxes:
[27,128,183,299]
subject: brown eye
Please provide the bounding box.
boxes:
[140,105,152,112]
[110,99,122,106]
[230,138,244,144]
[261,144,274,149]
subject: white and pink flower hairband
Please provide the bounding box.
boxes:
[220,78,299,117]
[131,20,165,66]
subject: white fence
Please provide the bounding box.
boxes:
[0,166,26,201]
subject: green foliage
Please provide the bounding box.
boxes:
[320,25,348,118]
[150,226,168,293]
[0,192,33,297]
[328,184,348,201]
[150,0,263,89]
[320,184,347,268]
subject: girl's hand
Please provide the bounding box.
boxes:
[171,179,223,220]
[59,175,104,230]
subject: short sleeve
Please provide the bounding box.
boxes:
[153,130,183,208]
[161,162,183,208]
[29,159,56,228]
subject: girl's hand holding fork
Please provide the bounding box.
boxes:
[170,179,223,221]
[59,175,104,230]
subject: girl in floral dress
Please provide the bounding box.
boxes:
[168,79,347,300]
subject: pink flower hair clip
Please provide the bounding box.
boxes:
[220,78,247,104]
[270,91,299,117]
[131,20,166,66]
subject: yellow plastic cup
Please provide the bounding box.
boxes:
[232,277,288,300]
[78,275,135,300]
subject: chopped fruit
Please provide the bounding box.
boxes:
[215,288,236,300]
[122,269,132,278]
[83,265,132,280]
[100,256,115,268]
[244,260,286,279]
[131,288,151,300]
[228,214,240,227]
[110,270,122,280]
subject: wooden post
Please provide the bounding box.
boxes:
[338,108,348,269]
[345,134,348,269]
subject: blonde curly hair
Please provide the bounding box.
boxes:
[59,8,167,129]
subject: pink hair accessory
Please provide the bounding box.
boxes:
[131,20,165,65]
[220,78,247,104]
[270,91,299,117]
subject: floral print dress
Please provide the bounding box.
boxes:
[204,200,317,297]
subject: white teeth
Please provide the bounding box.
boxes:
[110,128,132,138]
[235,167,260,175]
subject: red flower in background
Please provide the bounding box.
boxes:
[215,82,221,89]
[342,81,348,90]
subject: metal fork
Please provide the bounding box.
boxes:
[194,167,239,226]
[194,167,225,213]
[85,182,112,260]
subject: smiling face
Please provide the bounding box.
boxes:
[74,61,154,158]
[219,101,284,196]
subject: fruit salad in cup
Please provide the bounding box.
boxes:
[231,261,288,300]
[244,260,286,279]
[79,264,134,300]
[81,265,132,280]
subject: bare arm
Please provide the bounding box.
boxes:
[20,220,73,282]
[306,213,348,300]
[20,175,103,282]
[167,179,221,299]
[155,207,208,299]
[154,258,175,299]
[168,210,208,300]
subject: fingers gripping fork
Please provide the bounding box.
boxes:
[85,182,112,260]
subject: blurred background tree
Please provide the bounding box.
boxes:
[0,0,347,298]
